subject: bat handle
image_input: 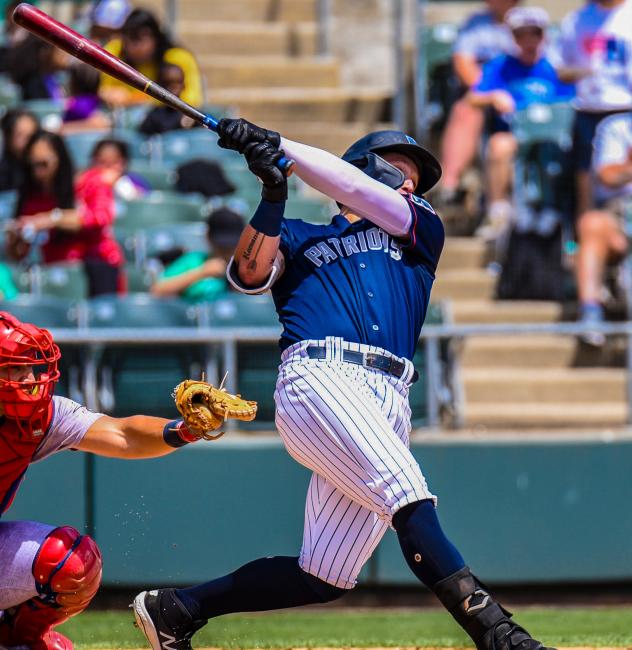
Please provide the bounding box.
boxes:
[202,114,295,176]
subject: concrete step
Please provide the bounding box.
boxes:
[179,22,290,57]
[451,300,562,324]
[206,87,389,125]
[464,401,628,429]
[439,237,486,271]
[199,56,341,89]
[178,21,318,58]
[179,0,316,22]
[463,368,626,403]
[432,269,494,301]
[461,336,577,368]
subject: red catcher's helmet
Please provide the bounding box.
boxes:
[0,312,60,426]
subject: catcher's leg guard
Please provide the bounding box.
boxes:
[1,526,102,649]
[433,567,556,650]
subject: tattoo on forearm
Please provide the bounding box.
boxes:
[242,232,260,261]
[246,235,267,271]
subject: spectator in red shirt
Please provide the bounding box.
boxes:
[8,130,125,296]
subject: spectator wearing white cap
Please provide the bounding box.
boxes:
[555,0,632,217]
[575,111,632,345]
[467,6,574,241]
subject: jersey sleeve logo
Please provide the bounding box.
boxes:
[410,194,436,214]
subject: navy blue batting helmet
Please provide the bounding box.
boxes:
[342,130,442,195]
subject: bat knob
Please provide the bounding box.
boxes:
[278,156,295,177]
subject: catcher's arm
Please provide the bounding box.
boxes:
[76,414,202,459]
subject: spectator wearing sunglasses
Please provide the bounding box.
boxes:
[8,130,125,297]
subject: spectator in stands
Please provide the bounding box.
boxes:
[100,9,202,108]
[8,33,70,101]
[61,63,111,133]
[90,137,150,199]
[0,109,38,192]
[89,0,132,45]
[0,1,27,73]
[138,63,201,136]
[555,0,632,217]
[151,207,244,303]
[8,130,125,296]
[467,7,574,241]
[576,112,632,345]
[436,0,518,212]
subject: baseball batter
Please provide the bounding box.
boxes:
[133,122,555,650]
[0,312,235,650]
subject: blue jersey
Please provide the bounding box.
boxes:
[476,54,575,111]
[271,195,445,360]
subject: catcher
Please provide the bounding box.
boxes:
[0,311,255,650]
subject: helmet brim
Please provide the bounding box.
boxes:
[370,143,442,195]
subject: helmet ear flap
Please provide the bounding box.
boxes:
[351,153,406,189]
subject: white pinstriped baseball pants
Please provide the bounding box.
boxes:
[274,337,435,589]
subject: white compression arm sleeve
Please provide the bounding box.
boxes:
[280,137,412,237]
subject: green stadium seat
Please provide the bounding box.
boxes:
[21,99,63,127]
[0,294,81,400]
[511,103,574,148]
[0,76,19,108]
[116,191,209,228]
[0,190,17,222]
[87,295,201,417]
[64,129,151,170]
[143,222,208,258]
[8,263,32,294]
[125,264,156,293]
[128,162,177,191]
[0,294,78,327]
[111,104,151,130]
[409,302,445,428]
[229,193,332,225]
[31,263,88,300]
[421,23,459,73]
[208,294,280,427]
[154,129,242,167]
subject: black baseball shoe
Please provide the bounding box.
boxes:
[485,620,557,650]
[132,589,206,650]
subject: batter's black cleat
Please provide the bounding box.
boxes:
[132,589,206,650]
[433,567,557,650]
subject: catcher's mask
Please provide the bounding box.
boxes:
[342,130,442,194]
[0,311,60,429]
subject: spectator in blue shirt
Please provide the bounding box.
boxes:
[467,6,575,240]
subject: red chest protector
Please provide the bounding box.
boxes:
[0,400,54,515]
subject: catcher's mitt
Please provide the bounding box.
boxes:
[173,379,257,440]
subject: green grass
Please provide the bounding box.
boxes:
[59,607,632,648]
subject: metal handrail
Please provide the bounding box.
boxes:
[49,321,632,430]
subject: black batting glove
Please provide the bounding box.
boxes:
[245,141,288,202]
[216,118,281,154]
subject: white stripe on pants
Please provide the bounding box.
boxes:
[274,337,435,589]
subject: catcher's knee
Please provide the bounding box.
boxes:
[300,569,347,603]
[33,526,102,614]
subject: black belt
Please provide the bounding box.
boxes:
[306,346,419,383]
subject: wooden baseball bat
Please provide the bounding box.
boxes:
[12,3,295,174]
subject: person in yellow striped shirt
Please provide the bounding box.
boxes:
[99,9,203,108]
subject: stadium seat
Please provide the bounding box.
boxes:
[0,190,17,222]
[0,294,82,400]
[116,191,210,229]
[417,22,460,131]
[153,129,242,167]
[8,263,32,294]
[30,263,88,299]
[207,294,281,427]
[409,302,445,428]
[87,295,201,417]
[143,222,208,258]
[65,129,150,170]
[128,162,177,191]
[124,264,156,293]
[510,102,574,148]
[21,99,64,129]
